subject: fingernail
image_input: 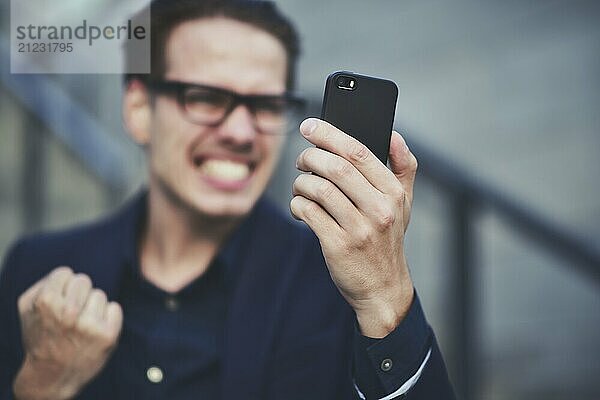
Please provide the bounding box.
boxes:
[300,118,318,136]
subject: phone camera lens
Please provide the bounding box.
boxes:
[337,76,346,86]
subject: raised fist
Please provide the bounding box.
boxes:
[13,267,123,400]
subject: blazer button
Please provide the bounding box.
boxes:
[165,296,179,311]
[146,366,164,383]
[380,358,393,372]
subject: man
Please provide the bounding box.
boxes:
[0,0,455,399]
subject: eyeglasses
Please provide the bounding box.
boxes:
[147,79,306,134]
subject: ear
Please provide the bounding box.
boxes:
[123,79,152,146]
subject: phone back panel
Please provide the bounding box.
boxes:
[320,71,398,164]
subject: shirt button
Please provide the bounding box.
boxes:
[380,358,393,372]
[165,296,179,311]
[146,366,164,383]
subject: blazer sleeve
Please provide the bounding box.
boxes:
[0,240,27,400]
[353,293,456,399]
[263,230,455,400]
[402,334,456,400]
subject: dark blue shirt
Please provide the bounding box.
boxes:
[114,258,226,399]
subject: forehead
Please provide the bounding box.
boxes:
[164,17,288,94]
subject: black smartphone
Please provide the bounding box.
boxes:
[320,71,398,164]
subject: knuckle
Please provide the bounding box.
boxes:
[50,266,73,280]
[74,273,93,290]
[316,180,335,201]
[374,206,396,230]
[53,265,73,275]
[92,288,107,303]
[349,142,370,163]
[35,290,56,310]
[303,200,319,217]
[321,127,334,145]
[330,159,352,180]
[353,226,373,247]
[390,185,405,202]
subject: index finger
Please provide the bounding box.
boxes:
[299,118,398,194]
[17,266,72,313]
[18,277,46,314]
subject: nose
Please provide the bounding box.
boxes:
[215,104,257,145]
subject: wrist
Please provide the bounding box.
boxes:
[354,286,414,338]
[13,355,77,400]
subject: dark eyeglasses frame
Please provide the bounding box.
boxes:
[146,79,306,134]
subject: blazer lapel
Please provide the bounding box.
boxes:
[84,191,147,300]
[221,200,297,399]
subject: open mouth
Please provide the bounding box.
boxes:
[192,155,257,189]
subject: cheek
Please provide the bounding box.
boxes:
[148,104,193,173]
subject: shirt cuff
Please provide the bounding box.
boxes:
[352,292,432,399]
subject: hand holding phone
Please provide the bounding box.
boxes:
[291,71,418,338]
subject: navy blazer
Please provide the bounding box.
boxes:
[0,192,454,399]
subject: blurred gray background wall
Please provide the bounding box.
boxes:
[1,1,599,399]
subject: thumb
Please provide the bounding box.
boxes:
[388,131,418,230]
[388,131,418,192]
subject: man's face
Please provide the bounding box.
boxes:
[143,17,288,218]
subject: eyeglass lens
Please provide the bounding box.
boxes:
[182,86,294,133]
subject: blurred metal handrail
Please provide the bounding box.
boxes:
[0,36,130,193]
[406,134,600,282]
[402,133,600,400]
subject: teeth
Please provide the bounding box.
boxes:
[199,159,250,181]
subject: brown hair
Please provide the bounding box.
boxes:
[124,0,301,89]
